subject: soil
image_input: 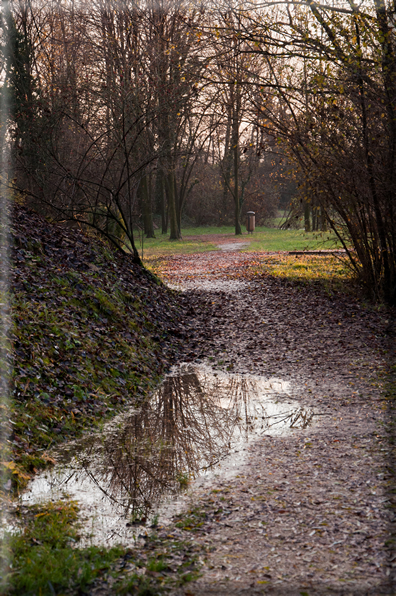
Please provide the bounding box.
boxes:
[153,249,395,595]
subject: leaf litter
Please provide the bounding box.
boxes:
[5,210,396,595]
[4,204,189,491]
[147,249,395,596]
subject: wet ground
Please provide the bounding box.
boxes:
[21,248,396,595]
[23,365,314,547]
[157,250,394,595]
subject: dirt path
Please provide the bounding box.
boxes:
[155,250,394,595]
[188,234,251,252]
[179,233,251,247]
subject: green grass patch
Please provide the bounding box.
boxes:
[1,500,204,595]
[246,254,356,295]
[138,236,218,258]
[2,500,123,595]
[242,227,342,253]
[139,225,342,259]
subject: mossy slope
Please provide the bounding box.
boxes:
[4,204,184,489]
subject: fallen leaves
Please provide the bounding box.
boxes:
[6,205,189,489]
[146,248,393,594]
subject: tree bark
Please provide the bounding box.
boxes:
[234,141,242,235]
[140,175,155,239]
[320,206,327,232]
[304,201,311,232]
[222,112,233,225]
[231,82,242,235]
[155,167,167,234]
[165,169,180,240]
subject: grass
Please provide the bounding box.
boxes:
[139,225,342,260]
[242,227,341,253]
[1,499,204,595]
[2,500,123,595]
[246,254,357,296]
[136,226,220,258]
[254,253,351,279]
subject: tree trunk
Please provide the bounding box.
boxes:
[232,84,242,236]
[234,142,242,235]
[304,201,311,232]
[176,179,183,235]
[140,175,155,238]
[155,168,167,234]
[312,203,318,231]
[121,191,141,265]
[320,205,327,232]
[221,112,232,225]
[165,170,180,240]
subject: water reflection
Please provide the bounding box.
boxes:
[23,365,313,543]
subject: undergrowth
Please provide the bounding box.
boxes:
[1,500,203,595]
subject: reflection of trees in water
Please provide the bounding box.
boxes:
[91,371,238,517]
[76,369,312,518]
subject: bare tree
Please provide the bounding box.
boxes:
[229,0,395,302]
[208,7,267,234]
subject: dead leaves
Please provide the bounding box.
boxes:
[148,248,392,592]
[7,205,188,484]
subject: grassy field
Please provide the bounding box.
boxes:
[247,253,356,295]
[241,227,340,252]
[139,225,342,260]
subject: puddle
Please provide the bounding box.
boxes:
[22,364,314,546]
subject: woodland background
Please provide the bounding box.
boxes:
[1,0,395,303]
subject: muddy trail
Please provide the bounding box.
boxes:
[18,246,396,595]
[153,249,395,595]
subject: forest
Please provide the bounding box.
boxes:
[1,0,395,303]
[2,2,396,594]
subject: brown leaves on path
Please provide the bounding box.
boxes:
[151,249,395,596]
